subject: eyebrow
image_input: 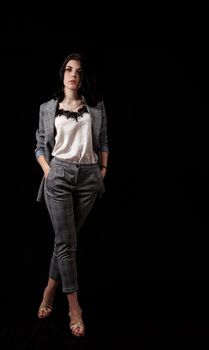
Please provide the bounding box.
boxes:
[66,65,82,69]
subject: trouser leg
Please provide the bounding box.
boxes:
[74,166,101,232]
[44,181,78,293]
[44,160,102,294]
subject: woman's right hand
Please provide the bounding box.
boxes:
[44,165,51,179]
[37,155,51,179]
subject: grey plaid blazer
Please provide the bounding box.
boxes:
[35,98,109,202]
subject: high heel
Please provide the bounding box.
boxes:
[69,310,85,337]
[37,282,57,319]
[38,303,53,318]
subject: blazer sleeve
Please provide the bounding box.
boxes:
[34,104,45,159]
[99,101,109,153]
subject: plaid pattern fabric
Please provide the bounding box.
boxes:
[44,157,103,293]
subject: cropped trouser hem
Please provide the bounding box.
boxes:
[49,275,61,283]
[63,287,79,294]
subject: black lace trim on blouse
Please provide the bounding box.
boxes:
[56,106,88,122]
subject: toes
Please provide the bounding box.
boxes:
[38,305,52,318]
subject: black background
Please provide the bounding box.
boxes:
[1,8,209,348]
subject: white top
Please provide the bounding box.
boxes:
[52,110,98,163]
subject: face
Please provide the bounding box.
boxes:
[63,59,82,90]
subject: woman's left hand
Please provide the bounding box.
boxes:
[101,168,107,178]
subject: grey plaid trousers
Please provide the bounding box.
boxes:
[44,156,104,293]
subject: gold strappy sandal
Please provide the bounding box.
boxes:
[69,311,85,337]
[38,303,53,319]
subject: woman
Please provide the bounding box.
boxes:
[34,53,109,337]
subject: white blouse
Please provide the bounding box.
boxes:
[52,110,98,164]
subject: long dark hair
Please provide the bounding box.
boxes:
[53,53,102,106]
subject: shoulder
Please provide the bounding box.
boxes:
[40,98,58,110]
[88,100,105,110]
[96,100,104,108]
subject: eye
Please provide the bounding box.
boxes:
[65,67,72,72]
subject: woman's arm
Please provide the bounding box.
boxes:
[98,101,109,177]
[99,151,108,177]
[35,104,51,178]
[99,101,109,153]
[37,154,51,178]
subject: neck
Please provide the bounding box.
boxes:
[63,89,80,104]
[61,89,84,111]
[61,97,84,112]
[63,97,79,104]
